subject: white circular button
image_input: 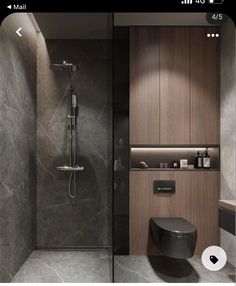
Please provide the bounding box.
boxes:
[201,246,227,271]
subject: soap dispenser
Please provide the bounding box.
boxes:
[203,148,211,169]
[194,151,202,169]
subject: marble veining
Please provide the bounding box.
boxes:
[114,255,235,283]
[220,20,236,267]
[0,13,37,282]
[12,250,110,283]
[36,36,112,248]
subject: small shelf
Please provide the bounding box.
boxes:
[130,168,219,171]
[130,144,220,148]
[130,145,220,170]
[218,200,236,213]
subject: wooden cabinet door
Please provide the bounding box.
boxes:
[130,170,219,255]
[130,27,220,145]
[130,27,160,144]
[191,27,220,144]
[160,27,191,144]
[192,171,219,254]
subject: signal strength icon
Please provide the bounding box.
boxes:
[181,0,193,4]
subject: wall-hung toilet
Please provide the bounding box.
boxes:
[150,217,197,259]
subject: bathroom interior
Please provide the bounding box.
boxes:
[0,12,235,283]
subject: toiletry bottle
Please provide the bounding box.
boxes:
[194,152,199,168]
[203,148,211,169]
[194,151,202,168]
[173,161,178,168]
[194,151,200,168]
[198,152,202,168]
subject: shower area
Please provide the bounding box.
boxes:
[0,13,112,282]
[1,11,236,284]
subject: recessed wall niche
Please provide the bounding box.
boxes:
[130,145,220,170]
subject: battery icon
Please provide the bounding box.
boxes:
[208,0,224,4]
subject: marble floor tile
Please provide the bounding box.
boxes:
[114,255,235,283]
[12,250,110,283]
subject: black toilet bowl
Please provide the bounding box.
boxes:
[150,217,197,259]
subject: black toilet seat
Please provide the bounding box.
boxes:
[151,217,196,235]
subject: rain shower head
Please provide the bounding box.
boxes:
[50,60,77,72]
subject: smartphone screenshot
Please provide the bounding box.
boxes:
[0,1,235,285]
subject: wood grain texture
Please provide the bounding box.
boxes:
[129,27,220,255]
[192,171,219,254]
[218,200,236,213]
[190,27,220,144]
[129,27,160,144]
[160,27,191,144]
[130,171,219,255]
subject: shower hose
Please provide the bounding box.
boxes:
[69,109,77,199]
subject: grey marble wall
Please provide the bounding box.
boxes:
[220,20,236,267]
[0,14,37,282]
[37,35,112,248]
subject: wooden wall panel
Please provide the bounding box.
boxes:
[129,27,160,144]
[129,27,220,256]
[191,27,220,144]
[192,171,219,254]
[129,172,149,254]
[130,171,219,255]
[160,27,191,144]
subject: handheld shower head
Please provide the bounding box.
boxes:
[72,94,77,108]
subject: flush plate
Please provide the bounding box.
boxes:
[153,180,175,194]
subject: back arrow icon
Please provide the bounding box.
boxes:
[16,27,22,37]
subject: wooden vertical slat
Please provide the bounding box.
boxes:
[130,27,160,144]
[160,27,191,144]
[191,27,220,144]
